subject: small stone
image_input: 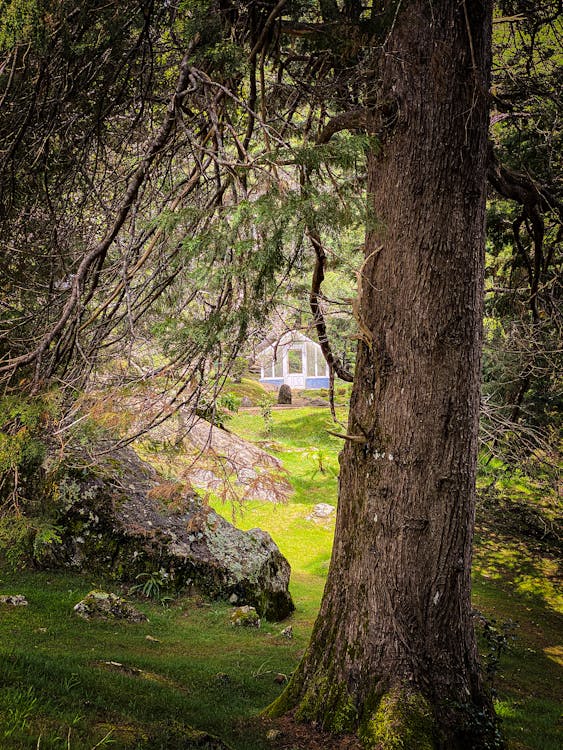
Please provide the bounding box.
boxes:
[308,397,329,407]
[230,605,260,628]
[102,660,142,676]
[0,594,28,606]
[228,593,238,604]
[145,635,160,642]
[274,673,287,684]
[306,502,336,523]
[312,503,335,518]
[73,590,147,622]
[280,625,293,639]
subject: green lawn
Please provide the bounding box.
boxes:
[0,407,560,749]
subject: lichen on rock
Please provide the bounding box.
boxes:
[73,590,148,622]
[0,594,28,606]
[34,440,293,621]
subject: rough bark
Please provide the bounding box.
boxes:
[267,2,499,748]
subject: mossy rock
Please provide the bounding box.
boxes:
[73,590,147,622]
[28,439,294,620]
[4,418,294,621]
[230,605,260,628]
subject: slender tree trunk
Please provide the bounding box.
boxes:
[267,2,499,748]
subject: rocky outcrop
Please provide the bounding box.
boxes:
[86,389,292,503]
[180,418,292,503]
[41,442,294,621]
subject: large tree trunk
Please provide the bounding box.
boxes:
[267,2,499,748]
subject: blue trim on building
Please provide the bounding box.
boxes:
[305,377,330,389]
[260,378,284,388]
[260,377,330,390]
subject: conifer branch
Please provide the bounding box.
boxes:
[0,37,201,380]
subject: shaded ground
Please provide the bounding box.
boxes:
[261,715,362,750]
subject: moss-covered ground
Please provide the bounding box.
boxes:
[0,407,560,749]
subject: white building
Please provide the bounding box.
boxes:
[256,331,329,390]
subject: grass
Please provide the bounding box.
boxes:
[222,378,270,405]
[0,570,303,749]
[0,406,561,749]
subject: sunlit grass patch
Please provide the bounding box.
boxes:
[474,537,563,611]
[495,696,562,750]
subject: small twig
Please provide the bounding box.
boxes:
[493,15,526,24]
[52,413,89,436]
[462,0,477,72]
[326,430,367,443]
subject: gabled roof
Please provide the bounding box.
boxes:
[256,329,320,356]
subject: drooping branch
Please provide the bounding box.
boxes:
[298,105,371,387]
[487,144,561,324]
[248,0,287,61]
[0,38,201,383]
[308,228,354,383]
[487,143,561,217]
[486,143,562,423]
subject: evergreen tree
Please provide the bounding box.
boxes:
[266,2,501,747]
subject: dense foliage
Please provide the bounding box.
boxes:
[482,3,561,467]
[0,1,559,464]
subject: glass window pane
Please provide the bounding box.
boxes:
[274,356,283,377]
[306,343,317,376]
[288,348,303,374]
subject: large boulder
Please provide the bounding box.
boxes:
[116,494,294,620]
[40,443,294,621]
